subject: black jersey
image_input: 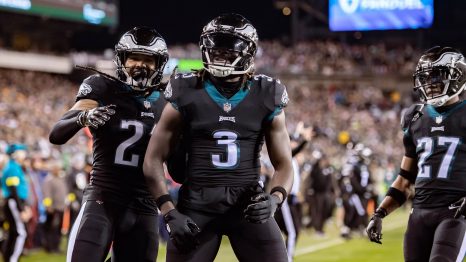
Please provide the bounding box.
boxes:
[164,73,288,187]
[402,101,466,208]
[76,74,166,201]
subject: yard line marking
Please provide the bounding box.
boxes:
[295,220,406,256]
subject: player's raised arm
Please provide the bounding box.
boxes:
[49,98,115,145]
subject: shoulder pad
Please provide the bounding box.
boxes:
[253,74,289,110]
[400,104,424,132]
[76,74,109,101]
[164,73,199,104]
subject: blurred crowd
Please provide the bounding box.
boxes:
[170,40,421,76]
[0,39,417,255]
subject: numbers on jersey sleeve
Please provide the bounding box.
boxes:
[416,136,460,179]
[114,120,144,167]
[211,131,239,168]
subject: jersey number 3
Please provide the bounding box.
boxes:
[212,131,239,168]
[417,136,461,179]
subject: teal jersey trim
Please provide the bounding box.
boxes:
[267,107,283,121]
[426,101,466,120]
[204,80,249,111]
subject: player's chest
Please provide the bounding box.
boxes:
[184,89,269,132]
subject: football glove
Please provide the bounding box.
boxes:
[453,197,466,219]
[244,193,281,224]
[77,105,116,129]
[366,208,387,244]
[164,209,201,253]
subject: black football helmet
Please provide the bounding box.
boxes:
[199,13,258,77]
[115,27,169,91]
[413,46,466,107]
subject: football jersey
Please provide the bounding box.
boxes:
[76,74,166,203]
[402,101,466,208]
[164,73,289,187]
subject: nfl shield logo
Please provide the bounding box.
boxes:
[144,101,151,109]
[435,116,443,124]
[223,102,232,113]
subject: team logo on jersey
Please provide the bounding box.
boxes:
[435,116,443,124]
[143,100,151,109]
[78,83,92,97]
[219,116,236,123]
[281,89,289,107]
[431,126,444,132]
[164,83,172,99]
[141,112,155,118]
[223,102,232,113]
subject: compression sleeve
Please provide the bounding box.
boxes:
[49,110,83,145]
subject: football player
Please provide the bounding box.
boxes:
[143,13,293,261]
[366,46,466,262]
[49,27,169,262]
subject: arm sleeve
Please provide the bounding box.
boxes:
[49,110,83,145]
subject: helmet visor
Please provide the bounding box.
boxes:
[413,67,453,99]
[201,33,250,53]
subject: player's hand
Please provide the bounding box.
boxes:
[453,197,466,219]
[366,208,387,244]
[164,209,201,253]
[244,193,280,224]
[77,104,116,129]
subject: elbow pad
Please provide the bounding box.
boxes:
[399,169,417,184]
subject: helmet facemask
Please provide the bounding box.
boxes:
[200,13,258,78]
[201,32,255,77]
[117,51,166,91]
[115,27,168,92]
[413,47,466,107]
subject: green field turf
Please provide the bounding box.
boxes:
[21,209,464,262]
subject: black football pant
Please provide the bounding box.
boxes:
[2,199,27,262]
[67,200,159,262]
[404,206,466,262]
[166,206,288,262]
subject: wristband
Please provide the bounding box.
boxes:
[155,194,173,209]
[399,169,416,184]
[270,186,287,207]
[386,187,407,207]
[374,207,388,218]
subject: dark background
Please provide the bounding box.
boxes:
[2,0,466,51]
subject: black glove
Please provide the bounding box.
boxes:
[453,197,466,219]
[366,208,387,244]
[77,105,116,129]
[164,209,201,253]
[244,193,281,224]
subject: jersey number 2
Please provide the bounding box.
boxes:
[115,120,144,167]
[417,136,460,179]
